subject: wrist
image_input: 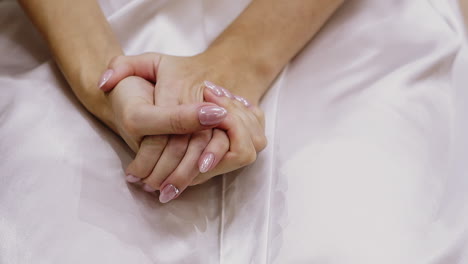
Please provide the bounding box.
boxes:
[87,91,116,132]
[69,80,116,132]
[202,41,278,104]
[65,53,120,133]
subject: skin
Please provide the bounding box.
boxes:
[99,54,267,200]
[18,0,344,202]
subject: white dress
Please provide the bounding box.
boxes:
[1,0,468,263]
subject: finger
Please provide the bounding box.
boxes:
[204,80,234,99]
[124,135,168,183]
[125,103,227,135]
[141,134,190,192]
[203,84,256,155]
[188,83,261,185]
[250,105,266,130]
[157,130,213,203]
[204,83,267,152]
[204,80,249,107]
[241,105,267,152]
[198,129,230,174]
[98,53,161,92]
[192,120,256,185]
[227,101,265,151]
[233,95,251,107]
[192,109,256,185]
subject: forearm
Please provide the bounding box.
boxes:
[207,0,344,102]
[19,0,122,129]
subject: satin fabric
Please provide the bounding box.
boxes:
[1,0,467,263]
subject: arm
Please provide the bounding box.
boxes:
[100,0,344,104]
[18,0,122,130]
[95,0,343,201]
[206,0,344,103]
[18,0,224,153]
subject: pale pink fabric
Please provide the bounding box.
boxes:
[1,0,467,263]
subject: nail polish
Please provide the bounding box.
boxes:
[234,95,251,107]
[159,184,180,203]
[199,152,215,173]
[219,87,234,99]
[98,69,114,89]
[143,184,156,192]
[126,174,141,183]
[198,106,227,126]
[204,80,223,96]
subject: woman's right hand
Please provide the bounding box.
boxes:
[106,75,227,153]
[189,82,267,185]
[141,81,267,203]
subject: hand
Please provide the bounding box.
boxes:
[99,52,264,104]
[190,81,267,185]
[134,81,266,203]
[104,75,227,152]
[99,53,266,203]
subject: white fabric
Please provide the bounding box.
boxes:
[1,0,467,263]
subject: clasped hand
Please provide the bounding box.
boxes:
[99,52,267,203]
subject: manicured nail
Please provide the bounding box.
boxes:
[234,95,251,107]
[219,87,234,99]
[204,80,223,96]
[143,184,156,192]
[159,184,180,203]
[198,105,227,126]
[199,152,215,173]
[126,174,141,183]
[98,69,114,89]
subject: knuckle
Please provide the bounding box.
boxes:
[109,55,125,68]
[252,107,265,122]
[145,173,164,190]
[211,130,229,150]
[169,111,187,133]
[168,140,189,158]
[192,131,212,147]
[121,110,139,134]
[254,135,268,152]
[142,135,168,153]
[193,139,209,151]
[145,135,168,146]
[220,136,230,151]
[230,98,243,108]
[218,96,236,110]
[168,172,183,184]
[235,147,257,167]
[244,149,257,165]
[170,172,192,188]
[127,162,149,179]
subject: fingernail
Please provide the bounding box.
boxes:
[199,152,215,173]
[98,69,114,89]
[199,105,227,126]
[204,80,223,97]
[159,184,180,203]
[234,95,251,107]
[219,87,234,99]
[126,174,141,183]
[143,184,156,192]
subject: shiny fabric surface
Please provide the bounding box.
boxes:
[1,0,468,263]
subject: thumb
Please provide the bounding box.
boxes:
[98,53,161,92]
[130,103,227,135]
